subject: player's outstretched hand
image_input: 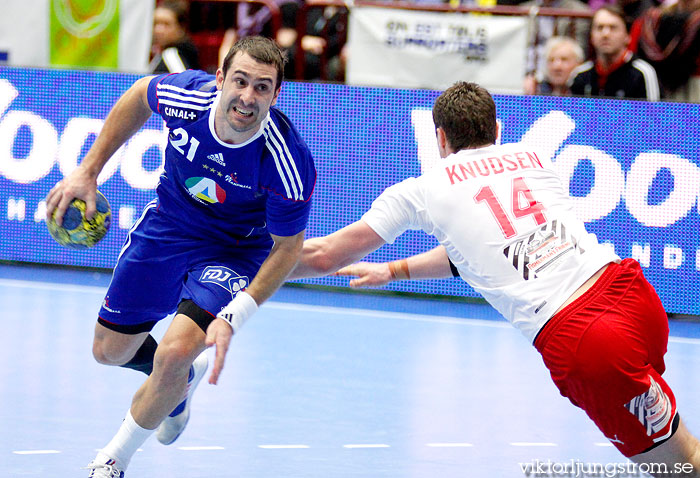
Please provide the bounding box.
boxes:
[205,318,234,385]
[334,262,392,288]
[45,166,98,226]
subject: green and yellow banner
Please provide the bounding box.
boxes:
[0,0,152,72]
[50,0,121,69]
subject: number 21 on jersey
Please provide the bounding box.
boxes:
[170,127,200,162]
[474,177,547,239]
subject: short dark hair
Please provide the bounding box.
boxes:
[221,36,286,90]
[593,5,630,31]
[159,0,189,27]
[432,82,497,151]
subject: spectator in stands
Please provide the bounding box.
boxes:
[620,0,657,26]
[524,35,584,94]
[631,0,700,102]
[217,0,346,81]
[217,0,298,69]
[277,5,347,81]
[523,0,591,81]
[589,0,655,21]
[570,5,660,99]
[150,0,200,73]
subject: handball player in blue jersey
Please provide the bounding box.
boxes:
[45,36,316,478]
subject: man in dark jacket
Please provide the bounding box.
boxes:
[570,5,660,100]
[632,0,700,101]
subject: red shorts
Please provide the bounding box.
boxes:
[534,259,677,457]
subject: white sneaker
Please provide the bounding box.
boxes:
[86,459,124,478]
[156,351,208,445]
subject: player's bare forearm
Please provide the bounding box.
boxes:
[81,75,155,175]
[289,220,387,279]
[46,76,154,223]
[335,246,454,288]
[403,246,454,279]
[207,230,305,385]
[245,230,306,304]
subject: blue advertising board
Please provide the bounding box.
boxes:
[0,67,698,315]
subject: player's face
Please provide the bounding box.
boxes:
[215,52,280,144]
[546,44,581,87]
[152,8,183,48]
[591,10,629,59]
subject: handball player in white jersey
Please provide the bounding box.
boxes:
[291,82,700,475]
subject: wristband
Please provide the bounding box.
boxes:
[216,291,258,333]
[388,259,410,280]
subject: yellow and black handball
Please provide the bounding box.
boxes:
[47,191,112,249]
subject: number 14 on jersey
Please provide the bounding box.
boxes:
[474,177,547,239]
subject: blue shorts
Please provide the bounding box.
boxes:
[98,202,271,333]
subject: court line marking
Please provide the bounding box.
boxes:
[343,444,391,449]
[0,278,107,295]
[95,448,143,453]
[1,277,698,342]
[426,443,474,447]
[510,442,558,447]
[265,302,700,343]
[265,301,512,329]
[178,446,225,451]
[0,278,509,330]
[258,445,310,449]
[10,442,630,454]
[13,450,61,455]
[669,337,700,345]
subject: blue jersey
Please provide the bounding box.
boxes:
[146,70,316,243]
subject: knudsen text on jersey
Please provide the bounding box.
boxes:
[445,151,543,185]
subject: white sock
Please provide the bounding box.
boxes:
[96,409,155,469]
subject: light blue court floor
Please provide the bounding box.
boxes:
[1,264,699,478]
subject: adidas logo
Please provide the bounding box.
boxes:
[207,153,225,166]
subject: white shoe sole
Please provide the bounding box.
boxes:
[156,351,208,445]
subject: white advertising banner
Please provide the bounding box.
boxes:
[347,6,527,94]
[0,0,153,73]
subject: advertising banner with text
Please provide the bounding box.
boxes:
[0,67,698,315]
[347,6,527,93]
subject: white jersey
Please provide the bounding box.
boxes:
[362,143,619,342]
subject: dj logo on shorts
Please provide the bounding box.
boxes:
[200,266,249,299]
